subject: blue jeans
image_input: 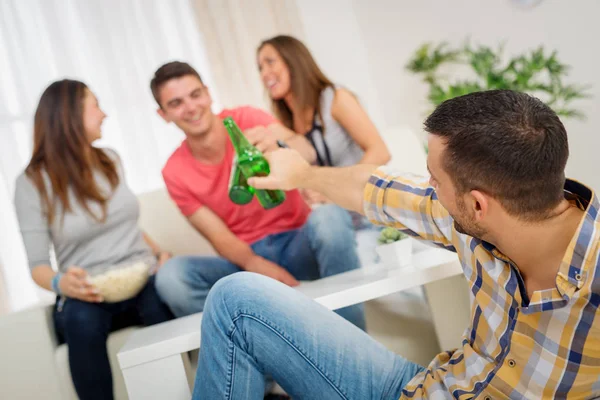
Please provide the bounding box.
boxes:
[193,273,425,399]
[53,276,173,400]
[156,204,365,330]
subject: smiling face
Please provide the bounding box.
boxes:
[156,74,214,137]
[257,44,292,100]
[82,89,107,143]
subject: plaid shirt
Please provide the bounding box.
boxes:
[364,167,600,400]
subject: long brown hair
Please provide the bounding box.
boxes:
[258,35,334,131]
[25,79,119,224]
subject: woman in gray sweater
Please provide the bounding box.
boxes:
[14,80,173,400]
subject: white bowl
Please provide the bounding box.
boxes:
[89,260,151,303]
[375,238,413,268]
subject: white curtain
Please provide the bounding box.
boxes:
[0,0,218,312]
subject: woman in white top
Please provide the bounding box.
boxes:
[253,35,391,264]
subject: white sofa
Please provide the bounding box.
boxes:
[0,189,216,400]
[0,126,471,399]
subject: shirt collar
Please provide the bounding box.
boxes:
[555,179,598,297]
[483,179,597,300]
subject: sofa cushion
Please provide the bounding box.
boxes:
[137,189,216,257]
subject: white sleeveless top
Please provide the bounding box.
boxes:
[305,85,365,167]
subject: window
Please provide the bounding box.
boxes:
[0,0,217,311]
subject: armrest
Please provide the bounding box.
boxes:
[0,304,65,399]
[118,313,203,369]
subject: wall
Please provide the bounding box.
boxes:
[294,0,386,130]
[294,0,429,173]
[355,0,600,190]
[296,0,600,190]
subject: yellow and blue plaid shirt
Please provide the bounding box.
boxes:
[364,167,600,400]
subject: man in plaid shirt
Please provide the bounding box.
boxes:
[193,90,600,400]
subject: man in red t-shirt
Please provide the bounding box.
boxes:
[150,61,364,330]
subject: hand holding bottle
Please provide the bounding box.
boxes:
[247,148,311,191]
[223,117,286,209]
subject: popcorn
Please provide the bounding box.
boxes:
[89,261,150,303]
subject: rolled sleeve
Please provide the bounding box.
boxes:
[363,167,456,249]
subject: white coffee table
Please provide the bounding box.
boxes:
[118,243,462,399]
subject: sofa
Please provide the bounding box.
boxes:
[0,126,471,399]
[0,189,216,400]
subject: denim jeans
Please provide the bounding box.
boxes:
[155,204,366,329]
[53,275,173,400]
[193,272,425,399]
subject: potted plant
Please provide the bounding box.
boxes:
[376,227,413,268]
[406,41,590,119]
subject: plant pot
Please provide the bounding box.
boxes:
[376,238,413,268]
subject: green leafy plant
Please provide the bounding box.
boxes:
[378,227,408,245]
[407,41,591,119]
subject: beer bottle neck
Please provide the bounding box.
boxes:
[223,117,255,155]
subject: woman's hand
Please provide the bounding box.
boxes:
[157,251,172,267]
[150,251,173,274]
[244,255,299,287]
[59,267,104,303]
[245,125,292,154]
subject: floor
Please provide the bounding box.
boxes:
[365,287,441,366]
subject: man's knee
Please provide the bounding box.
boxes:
[154,257,190,305]
[310,204,352,227]
[307,205,356,250]
[205,272,274,314]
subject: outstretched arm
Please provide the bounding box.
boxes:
[248,148,377,214]
[249,149,455,249]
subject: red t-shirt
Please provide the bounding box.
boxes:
[162,106,310,244]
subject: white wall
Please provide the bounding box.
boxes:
[294,0,386,130]
[356,0,600,190]
[297,0,600,190]
[295,0,428,174]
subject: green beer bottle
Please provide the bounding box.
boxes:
[228,155,254,205]
[223,117,286,209]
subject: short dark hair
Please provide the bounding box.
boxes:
[150,61,203,107]
[424,90,569,220]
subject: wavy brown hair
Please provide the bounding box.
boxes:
[258,35,334,131]
[25,79,119,224]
